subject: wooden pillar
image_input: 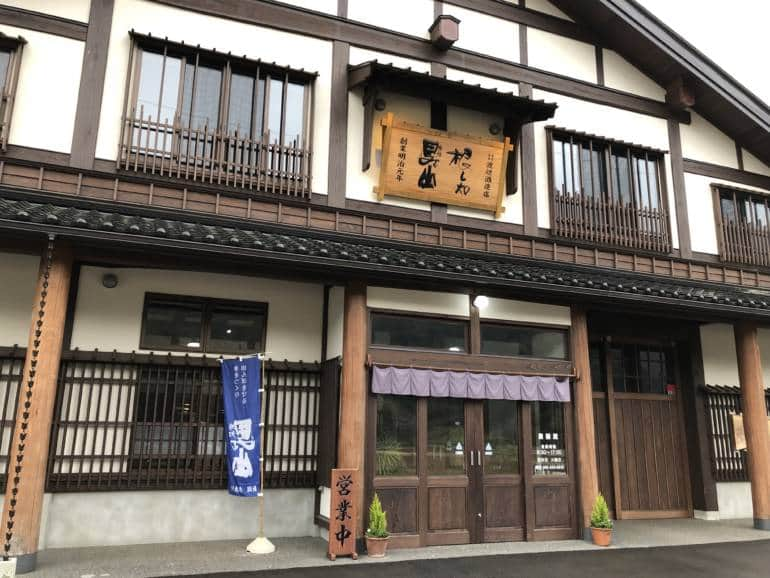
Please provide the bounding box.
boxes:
[570,307,599,538]
[337,281,367,535]
[2,240,73,572]
[734,322,770,530]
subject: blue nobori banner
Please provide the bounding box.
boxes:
[221,357,262,497]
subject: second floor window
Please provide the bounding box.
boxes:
[715,186,770,267]
[0,35,24,151]
[549,129,670,253]
[120,33,314,197]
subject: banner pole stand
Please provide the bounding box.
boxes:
[247,353,275,555]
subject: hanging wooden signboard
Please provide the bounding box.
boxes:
[375,113,512,217]
[327,468,360,561]
[730,413,770,451]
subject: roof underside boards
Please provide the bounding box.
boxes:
[3,192,770,320]
[348,61,558,123]
[550,0,770,167]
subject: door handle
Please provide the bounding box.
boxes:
[476,450,482,466]
[469,450,475,466]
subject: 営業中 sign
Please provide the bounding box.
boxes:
[375,113,512,217]
[327,468,360,561]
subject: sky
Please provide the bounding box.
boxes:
[636,0,770,105]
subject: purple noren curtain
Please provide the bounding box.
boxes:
[371,365,571,402]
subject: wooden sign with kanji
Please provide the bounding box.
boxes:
[375,113,512,217]
[327,468,360,561]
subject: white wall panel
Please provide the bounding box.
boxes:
[448,5,519,63]
[445,68,519,95]
[700,324,770,387]
[479,297,571,326]
[527,29,595,83]
[367,287,469,317]
[524,0,573,21]
[0,25,83,154]
[0,0,91,22]
[0,252,38,347]
[70,266,324,361]
[282,0,337,15]
[96,0,333,194]
[347,0,434,39]
[326,286,344,360]
[680,112,739,169]
[602,49,666,101]
[741,149,770,177]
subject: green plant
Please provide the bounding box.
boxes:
[590,493,613,529]
[367,493,389,538]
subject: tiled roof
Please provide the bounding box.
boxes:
[3,194,770,318]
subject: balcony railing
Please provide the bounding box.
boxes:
[552,191,671,253]
[118,109,312,198]
[719,220,770,268]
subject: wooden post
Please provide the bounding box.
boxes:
[2,240,73,572]
[570,307,599,539]
[337,281,367,536]
[734,322,770,530]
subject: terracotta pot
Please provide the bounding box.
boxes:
[591,527,612,547]
[365,536,389,558]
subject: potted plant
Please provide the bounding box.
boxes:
[590,493,613,546]
[365,493,389,557]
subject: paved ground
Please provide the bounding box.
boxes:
[169,540,770,578]
[27,518,769,577]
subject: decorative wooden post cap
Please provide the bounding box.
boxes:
[429,14,460,51]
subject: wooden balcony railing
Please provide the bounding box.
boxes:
[719,221,770,268]
[552,191,671,253]
[118,109,312,198]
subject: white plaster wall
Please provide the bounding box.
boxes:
[445,68,519,95]
[347,0,434,39]
[524,0,574,21]
[348,47,431,74]
[716,482,753,519]
[684,172,770,255]
[282,0,337,15]
[96,0,333,195]
[449,5,519,63]
[527,29,595,84]
[39,489,317,548]
[602,49,666,101]
[0,0,91,22]
[680,112,739,169]
[70,266,324,361]
[326,286,344,360]
[367,287,469,317]
[479,297,571,326]
[700,324,770,386]
[319,486,331,518]
[0,25,83,154]
[531,89,674,242]
[742,150,770,177]
[0,252,38,347]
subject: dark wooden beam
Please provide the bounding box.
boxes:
[667,120,692,259]
[0,6,87,41]
[683,159,770,192]
[519,83,538,236]
[327,40,349,208]
[151,0,687,122]
[337,0,347,18]
[594,46,604,86]
[69,0,115,170]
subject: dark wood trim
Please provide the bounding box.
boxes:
[368,347,574,376]
[594,46,604,86]
[442,0,595,43]
[0,6,88,41]
[667,120,692,259]
[150,0,688,122]
[736,143,744,172]
[434,0,442,20]
[519,83,538,236]
[683,158,770,192]
[60,261,81,351]
[518,18,528,67]
[321,284,331,361]
[69,0,115,170]
[327,40,349,208]
[337,0,348,18]
[430,204,448,224]
[430,62,447,78]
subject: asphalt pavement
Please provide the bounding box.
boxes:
[172,539,770,578]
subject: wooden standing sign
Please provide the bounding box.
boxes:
[375,113,512,217]
[328,468,360,561]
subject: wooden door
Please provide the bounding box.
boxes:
[592,341,692,519]
[468,400,525,543]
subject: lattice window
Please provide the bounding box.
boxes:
[0,34,24,151]
[714,185,770,268]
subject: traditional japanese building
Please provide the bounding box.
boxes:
[0,0,769,572]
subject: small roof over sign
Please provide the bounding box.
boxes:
[348,60,557,124]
